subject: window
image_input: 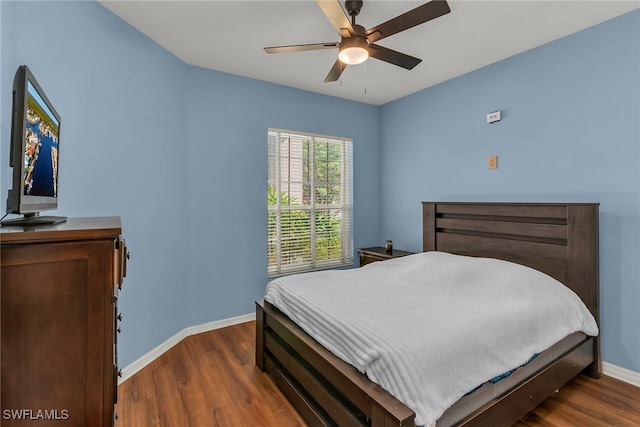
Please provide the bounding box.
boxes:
[268,128,353,276]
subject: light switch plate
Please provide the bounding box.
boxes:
[488,155,498,169]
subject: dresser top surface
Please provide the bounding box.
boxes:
[1,217,122,244]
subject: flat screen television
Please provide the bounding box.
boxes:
[1,65,66,226]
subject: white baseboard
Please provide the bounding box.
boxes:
[603,361,640,387]
[118,312,255,384]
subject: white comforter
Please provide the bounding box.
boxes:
[264,251,598,426]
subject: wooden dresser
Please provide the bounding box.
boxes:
[1,217,128,427]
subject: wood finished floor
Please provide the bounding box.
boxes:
[117,321,640,427]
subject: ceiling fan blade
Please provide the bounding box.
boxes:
[368,44,422,70]
[264,42,339,54]
[366,0,450,43]
[316,0,355,36]
[324,59,347,83]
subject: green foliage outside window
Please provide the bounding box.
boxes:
[267,185,343,270]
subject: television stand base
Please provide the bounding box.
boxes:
[1,215,67,226]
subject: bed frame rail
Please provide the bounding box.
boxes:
[441,336,594,426]
[256,300,415,427]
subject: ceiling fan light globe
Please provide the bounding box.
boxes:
[339,35,369,65]
[339,46,368,65]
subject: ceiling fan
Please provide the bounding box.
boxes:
[264,0,451,83]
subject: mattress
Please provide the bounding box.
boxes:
[264,251,598,426]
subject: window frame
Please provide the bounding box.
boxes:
[268,128,353,277]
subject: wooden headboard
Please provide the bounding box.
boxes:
[423,202,601,376]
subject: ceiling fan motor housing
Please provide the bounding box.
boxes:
[352,24,367,38]
[340,33,368,50]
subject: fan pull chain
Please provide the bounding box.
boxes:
[364,61,367,94]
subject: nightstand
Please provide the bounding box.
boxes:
[357,246,415,266]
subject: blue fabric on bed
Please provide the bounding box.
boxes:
[489,353,539,383]
[465,353,540,396]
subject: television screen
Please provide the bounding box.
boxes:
[24,80,60,198]
[1,65,65,226]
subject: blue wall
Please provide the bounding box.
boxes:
[1,1,638,375]
[379,10,640,373]
[183,67,380,328]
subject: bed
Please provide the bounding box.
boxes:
[255,202,601,426]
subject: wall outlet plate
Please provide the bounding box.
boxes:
[487,111,501,124]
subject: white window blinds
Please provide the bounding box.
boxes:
[268,128,353,276]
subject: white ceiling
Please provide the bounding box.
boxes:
[98,0,639,105]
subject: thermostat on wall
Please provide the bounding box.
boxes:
[486,111,501,124]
